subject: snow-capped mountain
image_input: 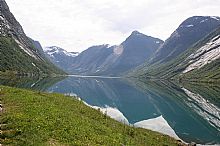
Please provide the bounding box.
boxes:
[44,46,79,72]
[44,46,79,58]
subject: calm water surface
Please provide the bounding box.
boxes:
[1,76,220,145]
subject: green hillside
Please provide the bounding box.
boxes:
[0,37,65,76]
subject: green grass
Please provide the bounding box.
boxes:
[0,36,65,76]
[0,86,183,146]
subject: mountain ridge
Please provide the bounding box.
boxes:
[132,25,220,82]
[44,46,79,72]
[150,16,220,64]
[46,31,163,76]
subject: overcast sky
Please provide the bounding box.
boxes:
[6,0,220,52]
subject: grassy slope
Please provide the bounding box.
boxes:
[0,86,182,146]
[0,37,65,75]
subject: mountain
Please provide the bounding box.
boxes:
[133,25,220,82]
[67,44,115,75]
[0,0,64,75]
[29,37,47,58]
[150,16,220,64]
[102,31,164,75]
[179,26,220,82]
[44,46,79,72]
[67,31,163,75]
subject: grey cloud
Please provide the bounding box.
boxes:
[5,0,220,52]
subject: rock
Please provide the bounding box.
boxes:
[188,142,196,146]
[0,104,2,112]
[177,139,185,146]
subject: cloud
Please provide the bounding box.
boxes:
[5,0,220,52]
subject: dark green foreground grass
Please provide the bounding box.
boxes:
[0,86,183,146]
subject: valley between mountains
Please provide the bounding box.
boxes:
[44,16,220,82]
[0,0,220,145]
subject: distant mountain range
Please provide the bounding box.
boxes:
[0,0,64,75]
[44,16,220,81]
[45,31,163,76]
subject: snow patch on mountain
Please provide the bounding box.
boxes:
[186,24,194,27]
[180,24,194,28]
[210,16,220,21]
[0,14,11,36]
[14,38,38,60]
[44,46,79,58]
[183,35,220,73]
[65,51,79,57]
[200,19,208,23]
[32,63,36,67]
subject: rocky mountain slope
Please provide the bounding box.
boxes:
[134,26,220,82]
[150,16,220,64]
[102,31,164,75]
[67,44,115,75]
[64,31,163,75]
[0,0,64,75]
[131,16,220,82]
[180,27,220,81]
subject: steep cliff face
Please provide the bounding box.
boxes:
[0,0,64,75]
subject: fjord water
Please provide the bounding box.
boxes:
[1,77,220,144]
